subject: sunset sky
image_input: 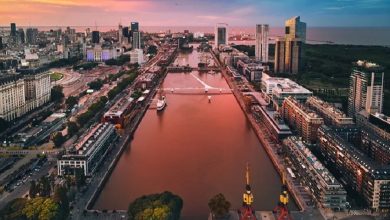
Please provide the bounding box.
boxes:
[1,0,390,27]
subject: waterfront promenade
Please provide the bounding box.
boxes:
[69,58,171,220]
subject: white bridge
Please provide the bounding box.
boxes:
[159,73,232,95]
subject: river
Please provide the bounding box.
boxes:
[94,47,295,219]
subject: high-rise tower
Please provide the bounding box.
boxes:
[348,60,384,117]
[214,23,228,49]
[92,31,100,44]
[285,16,306,42]
[274,16,306,74]
[255,24,269,62]
[10,23,16,37]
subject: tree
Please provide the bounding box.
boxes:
[147,45,158,55]
[0,198,28,220]
[128,191,183,220]
[67,122,79,136]
[52,132,65,148]
[208,193,231,220]
[65,96,78,110]
[88,79,104,91]
[53,186,69,220]
[75,169,86,188]
[38,176,52,198]
[29,180,39,198]
[51,85,64,103]
[23,197,59,220]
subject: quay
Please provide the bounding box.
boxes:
[210,51,310,213]
[70,66,171,220]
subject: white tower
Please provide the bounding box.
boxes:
[255,24,269,62]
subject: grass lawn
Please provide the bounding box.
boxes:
[50,72,64,81]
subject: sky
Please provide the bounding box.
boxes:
[0,0,390,27]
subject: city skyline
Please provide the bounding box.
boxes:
[1,0,390,27]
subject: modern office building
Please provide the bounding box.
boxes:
[26,28,38,45]
[58,123,118,176]
[255,24,269,62]
[348,60,384,117]
[91,31,100,44]
[132,31,141,49]
[261,77,312,108]
[284,39,302,74]
[214,23,228,49]
[118,24,123,43]
[274,37,286,73]
[317,126,390,211]
[306,96,354,127]
[10,23,16,37]
[284,136,347,210]
[281,96,323,143]
[122,27,129,38]
[18,28,25,44]
[274,16,306,74]
[274,38,302,74]
[285,16,306,42]
[130,21,139,43]
[131,22,139,33]
[0,72,51,121]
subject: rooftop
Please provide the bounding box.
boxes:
[354,60,384,72]
[319,125,390,178]
[74,123,114,155]
[104,96,134,117]
[264,77,312,95]
[252,104,292,134]
[285,96,322,119]
[286,136,341,186]
[307,96,353,123]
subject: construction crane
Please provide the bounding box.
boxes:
[239,163,257,220]
[273,172,292,220]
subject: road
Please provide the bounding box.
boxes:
[0,161,54,209]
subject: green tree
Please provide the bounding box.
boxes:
[53,186,69,220]
[38,176,52,198]
[128,191,183,220]
[50,85,64,103]
[52,132,65,148]
[88,79,104,91]
[0,198,28,220]
[23,197,59,220]
[65,96,79,110]
[147,45,158,55]
[29,180,38,198]
[67,122,79,136]
[208,193,231,219]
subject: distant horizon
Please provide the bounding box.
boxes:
[1,0,389,27]
[1,25,390,28]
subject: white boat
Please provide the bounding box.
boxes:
[156,96,167,111]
